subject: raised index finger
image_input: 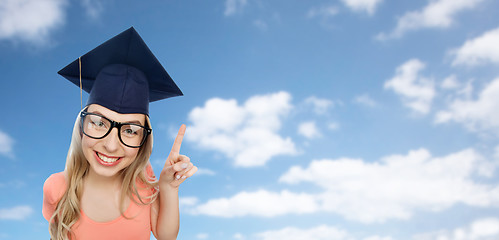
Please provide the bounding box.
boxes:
[170,124,186,154]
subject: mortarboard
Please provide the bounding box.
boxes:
[58,27,182,115]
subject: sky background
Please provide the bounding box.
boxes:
[1,0,499,239]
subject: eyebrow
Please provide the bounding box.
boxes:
[90,110,144,125]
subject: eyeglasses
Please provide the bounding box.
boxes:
[80,111,151,148]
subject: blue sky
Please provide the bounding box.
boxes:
[1,0,499,239]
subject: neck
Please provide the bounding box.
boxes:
[85,168,123,190]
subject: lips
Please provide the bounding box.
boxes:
[94,151,122,166]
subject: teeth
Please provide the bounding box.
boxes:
[97,153,119,163]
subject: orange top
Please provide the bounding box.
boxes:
[43,167,156,240]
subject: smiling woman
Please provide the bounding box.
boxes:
[42,27,197,240]
[80,104,148,176]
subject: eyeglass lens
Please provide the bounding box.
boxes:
[82,113,146,147]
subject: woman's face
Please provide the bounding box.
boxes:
[81,104,147,178]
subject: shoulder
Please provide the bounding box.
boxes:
[43,171,68,204]
[42,171,68,221]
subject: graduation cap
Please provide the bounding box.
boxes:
[58,27,182,115]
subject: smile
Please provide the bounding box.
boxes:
[95,152,122,166]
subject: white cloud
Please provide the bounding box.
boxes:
[195,168,216,176]
[253,19,268,31]
[0,205,33,220]
[0,130,14,158]
[364,237,393,240]
[280,148,499,223]
[307,5,339,19]
[180,197,199,207]
[233,233,245,239]
[460,80,475,99]
[0,0,67,45]
[354,94,377,107]
[328,122,340,131]
[384,59,436,114]
[240,225,393,240]
[376,0,485,40]
[307,5,340,29]
[187,147,499,223]
[298,121,322,139]
[304,96,334,115]
[340,0,383,15]
[188,190,319,217]
[80,0,104,19]
[435,78,499,135]
[224,0,247,16]
[255,225,352,240]
[470,218,499,239]
[451,27,499,66]
[413,217,499,240]
[196,233,209,239]
[441,75,460,90]
[179,197,198,213]
[186,92,297,167]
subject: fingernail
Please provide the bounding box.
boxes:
[182,176,187,179]
[176,175,181,180]
[181,163,188,169]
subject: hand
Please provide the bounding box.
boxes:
[160,124,197,189]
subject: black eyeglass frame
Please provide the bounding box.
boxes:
[80,111,152,148]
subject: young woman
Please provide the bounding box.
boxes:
[42,27,197,240]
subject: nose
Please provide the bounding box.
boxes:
[103,127,121,152]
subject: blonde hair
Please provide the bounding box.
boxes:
[49,109,158,240]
